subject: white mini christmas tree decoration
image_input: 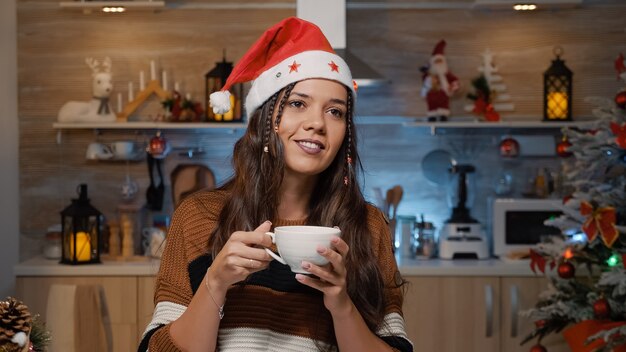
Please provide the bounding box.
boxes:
[464,49,515,113]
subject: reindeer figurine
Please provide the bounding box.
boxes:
[57,57,117,122]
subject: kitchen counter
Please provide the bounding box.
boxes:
[14,255,537,277]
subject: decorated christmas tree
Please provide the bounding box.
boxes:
[521,55,626,352]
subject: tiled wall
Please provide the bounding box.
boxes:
[18,0,626,258]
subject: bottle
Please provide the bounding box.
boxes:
[413,214,437,259]
[534,168,546,198]
[108,221,120,257]
[396,215,417,258]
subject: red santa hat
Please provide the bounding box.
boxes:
[431,40,446,58]
[209,17,356,119]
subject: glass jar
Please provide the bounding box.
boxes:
[43,224,62,260]
[412,220,437,259]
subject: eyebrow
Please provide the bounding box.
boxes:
[290,91,347,106]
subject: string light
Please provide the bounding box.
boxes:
[564,248,574,260]
[606,253,620,267]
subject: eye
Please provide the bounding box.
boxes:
[288,100,305,109]
[327,108,345,119]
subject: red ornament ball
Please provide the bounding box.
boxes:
[593,298,611,319]
[148,133,168,157]
[615,90,626,110]
[556,139,573,158]
[534,319,547,329]
[530,344,547,352]
[557,262,575,279]
[499,136,520,158]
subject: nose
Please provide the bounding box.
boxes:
[302,107,326,133]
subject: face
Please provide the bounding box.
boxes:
[430,55,448,75]
[273,79,348,180]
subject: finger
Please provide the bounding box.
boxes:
[302,261,340,285]
[254,220,272,232]
[245,258,270,271]
[295,273,330,291]
[233,244,273,262]
[330,236,349,257]
[316,245,346,276]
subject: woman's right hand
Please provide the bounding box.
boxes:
[206,220,274,294]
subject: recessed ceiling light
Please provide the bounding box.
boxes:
[102,6,126,13]
[513,3,537,10]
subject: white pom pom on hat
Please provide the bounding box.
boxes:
[209,16,356,120]
[209,90,232,114]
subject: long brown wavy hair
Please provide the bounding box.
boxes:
[209,80,387,347]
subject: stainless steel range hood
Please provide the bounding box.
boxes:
[297,0,387,87]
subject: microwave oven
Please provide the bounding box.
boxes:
[492,198,563,258]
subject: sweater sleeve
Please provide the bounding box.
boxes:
[367,206,414,352]
[138,196,205,352]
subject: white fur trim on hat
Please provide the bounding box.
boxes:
[209,90,232,114]
[245,50,355,119]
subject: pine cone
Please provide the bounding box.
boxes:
[0,297,31,346]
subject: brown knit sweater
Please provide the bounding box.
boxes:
[138,190,412,352]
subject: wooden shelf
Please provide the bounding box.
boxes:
[53,121,246,130]
[52,121,246,144]
[357,116,595,134]
[59,1,165,12]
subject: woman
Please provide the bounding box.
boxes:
[139,17,412,352]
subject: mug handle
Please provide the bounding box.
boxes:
[264,232,286,265]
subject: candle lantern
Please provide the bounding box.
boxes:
[60,184,102,265]
[543,47,573,121]
[204,53,244,122]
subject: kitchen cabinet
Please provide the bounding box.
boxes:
[402,276,570,352]
[16,276,139,352]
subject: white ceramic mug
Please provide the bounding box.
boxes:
[86,142,113,160]
[265,226,341,274]
[111,141,135,159]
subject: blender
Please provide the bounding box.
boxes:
[438,164,490,259]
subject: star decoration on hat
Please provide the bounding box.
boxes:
[289,61,301,73]
[328,61,340,72]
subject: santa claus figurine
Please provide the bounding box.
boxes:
[421,40,460,121]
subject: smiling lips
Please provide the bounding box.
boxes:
[296,139,325,154]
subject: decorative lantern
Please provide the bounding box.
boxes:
[60,184,102,264]
[204,52,244,122]
[543,47,573,121]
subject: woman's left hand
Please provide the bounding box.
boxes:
[295,235,352,317]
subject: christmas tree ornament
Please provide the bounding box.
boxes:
[557,261,575,279]
[148,131,171,159]
[534,319,547,328]
[615,90,626,110]
[593,298,610,319]
[499,136,520,158]
[610,122,626,149]
[580,201,619,247]
[556,136,573,157]
[530,344,548,352]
